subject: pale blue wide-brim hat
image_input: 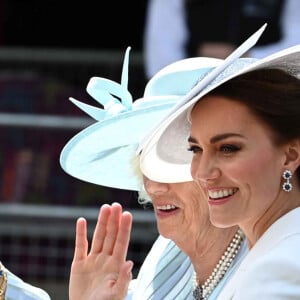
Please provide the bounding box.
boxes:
[60,47,225,190]
[139,25,300,183]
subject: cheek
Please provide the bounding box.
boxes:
[190,157,198,179]
[233,151,281,196]
[183,196,204,224]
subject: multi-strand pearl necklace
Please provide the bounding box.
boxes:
[193,228,244,300]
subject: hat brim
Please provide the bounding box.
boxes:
[60,56,226,191]
[140,45,300,183]
[60,101,177,190]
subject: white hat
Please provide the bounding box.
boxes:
[60,48,225,190]
[139,24,300,183]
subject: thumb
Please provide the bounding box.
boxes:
[114,261,133,294]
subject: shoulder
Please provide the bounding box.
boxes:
[233,233,300,299]
[218,218,300,299]
[254,232,300,270]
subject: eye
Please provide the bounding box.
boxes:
[187,145,202,154]
[220,144,241,154]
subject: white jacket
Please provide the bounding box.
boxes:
[217,207,300,299]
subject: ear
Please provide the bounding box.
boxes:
[283,139,300,172]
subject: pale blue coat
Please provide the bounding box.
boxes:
[126,234,248,299]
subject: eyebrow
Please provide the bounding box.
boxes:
[188,133,245,144]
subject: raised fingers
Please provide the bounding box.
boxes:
[89,203,132,262]
[113,211,133,261]
[101,202,123,254]
[73,217,88,262]
[90,204,112,254]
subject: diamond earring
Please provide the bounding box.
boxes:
[282,170,293,192]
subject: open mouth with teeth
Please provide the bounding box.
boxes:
[156,204,178,211]
[208,188,238,200]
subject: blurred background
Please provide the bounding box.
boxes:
[0,0,299,298]
[0,1,154,299]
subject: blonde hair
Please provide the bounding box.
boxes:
[131,154,152,205]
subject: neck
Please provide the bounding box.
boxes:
[241,190,300,248]
[192,228,245,300]
[179,225,240,283]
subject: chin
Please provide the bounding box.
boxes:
[210,215,235,229]
[157,227,175,241]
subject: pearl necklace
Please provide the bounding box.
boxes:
[193,228,244,300]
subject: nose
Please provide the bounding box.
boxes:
[143,176,169,195]
[191,154,220,184]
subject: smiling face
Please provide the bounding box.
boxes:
[142,176,213,243]
[188,95,289,232]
